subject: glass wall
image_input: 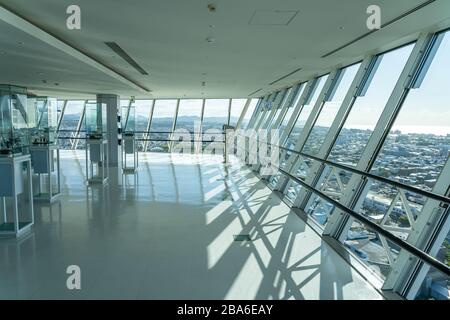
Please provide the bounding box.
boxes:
[301,63,360,157]
[229,99,247,127]
[175,99,202,134]
[240,98,259,129]
[328,44,415,167]
[148,100,177,152]
[202,99,229,131]
[57,100,87,149]
[283,75,329,150]
[371,32,450,192]
[278,83,305,135]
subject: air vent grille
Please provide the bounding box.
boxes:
[269,68,302,85]
[321,0,436,58]
[248,88,263,96]
[105,42,149,75]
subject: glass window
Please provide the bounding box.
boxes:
[342,219,400,279]
[279,83,306,134]
[328,44,415,166]
[278,76,329,201]
[240,98,260,129]
[229,99,246,127]
[371,32,450,192]
[133,100,153,134]
[149,100,177,153]
[240,98,263,129]
[414,229,450,300]
[202,99,229,131]
[255,94,278,130]
[284,75,329,150]
[175,99,203,134]
[302,63,360,157]
[340,177,445,281]
[58,100,86,149]
[120,99,130,131]
[267,89,292,131]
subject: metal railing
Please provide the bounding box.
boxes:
[243,136,450,277]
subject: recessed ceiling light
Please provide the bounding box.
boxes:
[207,4,217,12]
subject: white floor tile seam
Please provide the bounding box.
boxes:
[0,151,383,300]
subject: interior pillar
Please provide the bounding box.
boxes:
[96,94,120,166]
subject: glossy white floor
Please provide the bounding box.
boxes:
[0,151,383,300]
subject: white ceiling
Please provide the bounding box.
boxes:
[0,0,449,99]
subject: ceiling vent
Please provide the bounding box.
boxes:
[248,88,262,96]
[321,0,436,58]
[249,10,298,26]
[269,68,302,85]
[105,42,149,75]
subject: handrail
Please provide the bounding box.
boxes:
[246,135,450,205]
[277,166,450,277]
[277,144,450,205]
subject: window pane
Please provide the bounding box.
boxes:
[120,99,129,131]
[58,100,86,149]
[265,90,290,130]
[279,83,306,134]
[256,94,278,129]
[414,229,450,300]
[304,166,355,228]
[284,75,329,150]
[371,33,450,192]
[328,44,415,166]
[229,99,246,127]
[302,63,360,157]
[175,99,202,134]
[340,177,446,281]
[342,220,400,279]
[149,100,177,152]
[202,99,229,131]
[241,99,260,129]
[133,100,153,134]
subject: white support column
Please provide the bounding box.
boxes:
[390,157,450,297]
[269,87,294,131]
[260,89,288,131]
[252,94,274,131]
[97,94,120,166]
[272,85,300,133]
[71,100,87,150]
[168,99,180,152]
[274,71,339,192]
[245,97,265,130]
[235,99,251,130]
[323,33,434,239]
[142,100,155,152]
[56,100,67,133]
[278,81,312,146]
[292,58,373,209]
[253,89,290,171]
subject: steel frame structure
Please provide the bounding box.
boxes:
[243,29,450,299]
